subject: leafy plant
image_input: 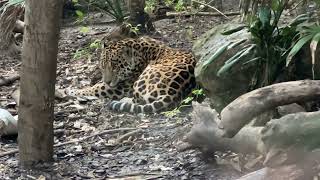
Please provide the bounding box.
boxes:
[73,0,126,23]
[73,39,101,60]
[125,23,142,36]
[174,0,185,12]
[145,0,157,14]
[287,23,320,78]
[162,88,205,118]
[206,0,316,89]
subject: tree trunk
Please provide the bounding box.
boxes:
[126,0,154,34]
[18,0,62,167]
[108,0,155,39]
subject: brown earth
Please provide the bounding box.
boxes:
[0,5,249,179]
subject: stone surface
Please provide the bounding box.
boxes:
[193,22,256,112]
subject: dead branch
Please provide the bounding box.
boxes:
[182,102,265,154]
[219,80,320,138]
[191,0,230,19]
[116,129,143,143]
[0,149,19,157]
[0,74,20,86]
[54,127,137,147]
[165,11,240,18]
[0,127,137,157]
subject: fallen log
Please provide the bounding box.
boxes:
[219,80,320,138]
[261,111,320,167]
[182,102,265,154]
[191,0,230,19]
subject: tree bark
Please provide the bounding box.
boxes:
[107,0,155,39]
[18,0,62,167]
[126,0,154,34]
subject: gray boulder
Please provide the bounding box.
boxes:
[193,23,256,112]
[193,22,320,113]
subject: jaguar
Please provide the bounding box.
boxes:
[67,36,196,114]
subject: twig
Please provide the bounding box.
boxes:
[0,127,136,157]
[108,172,163,179]
[54,127,137,147]
[54,109,85,116]
[56,101,73,107]
[284,0,304,16]
[191,0,231,20]
[166,11,239,18]
[0,149,18,157]
[0,74,20,86]
[116,129,143,143]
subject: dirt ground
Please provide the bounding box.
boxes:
[0,5,249,179]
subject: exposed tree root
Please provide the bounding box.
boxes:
[219,80,320,138]
[182,102,265,154]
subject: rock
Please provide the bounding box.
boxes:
[0,108,18,136]
[193,23,256,112]
[192,22,320,113]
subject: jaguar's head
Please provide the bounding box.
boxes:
[100,40,136,87]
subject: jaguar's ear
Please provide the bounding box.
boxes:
[101,41,107,48]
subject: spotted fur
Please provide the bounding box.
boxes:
[68,36,196,114]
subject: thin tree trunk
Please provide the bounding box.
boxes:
[108,0,155,39]
[18,0,62,167]
[127,0,155,34]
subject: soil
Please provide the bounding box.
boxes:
[0,4,247,180]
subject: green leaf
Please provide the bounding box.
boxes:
[286,34,314,66]
[192,89,204,95]
[80,26,90,33]
[75,10,84,18]
[289,13,309,27]
[221,25,247,35]
[271,0,280,11]
[310,32,320,66]
[217,45,256,77]
[228,39,247,49]
[89,39,101,49]
[258,6,271,28]
[182,96,194,104]
[224,44,252,64]
[202,42,231,69]
[242,57,261,65]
